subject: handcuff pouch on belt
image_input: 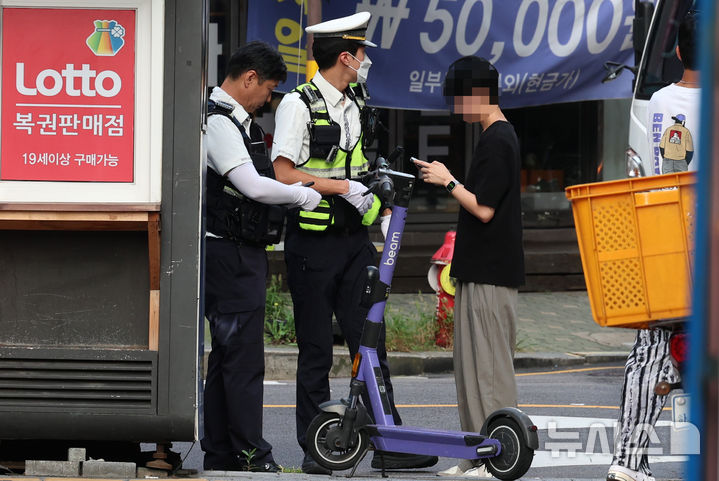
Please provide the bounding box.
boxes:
[207,99,285,245]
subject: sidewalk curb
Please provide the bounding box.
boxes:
[203,348,630,380]
[202,474,680,481]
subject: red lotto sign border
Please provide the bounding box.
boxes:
[1,7,136,182]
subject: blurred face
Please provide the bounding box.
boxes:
[452,87,493,123]
[246,71,279,112]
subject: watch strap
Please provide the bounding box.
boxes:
[446,179,459,193]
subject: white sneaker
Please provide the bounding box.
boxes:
[607,465,656,481]
[462,465,494,478]
[438,465,465,476]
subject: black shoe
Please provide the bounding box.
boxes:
[371,451,439,470]
[302,453,332,475]
[249,460,281,473]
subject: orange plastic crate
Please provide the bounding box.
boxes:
[565,172,696,328]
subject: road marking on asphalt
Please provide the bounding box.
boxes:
[522,416,696,468]
[263,366,672,410]
[516,366,624,377]
[530,415,675,429]
[263,403,671,410]
[530,451,687,468]
[520,403,620,410]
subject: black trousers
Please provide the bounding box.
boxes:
[285,225,402,451]
[201,238,273,469]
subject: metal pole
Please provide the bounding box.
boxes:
[686,0,718,480]
[306,0,321,81]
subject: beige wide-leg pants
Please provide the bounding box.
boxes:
[454,282,518,471]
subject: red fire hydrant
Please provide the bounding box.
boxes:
[427,231,456,347]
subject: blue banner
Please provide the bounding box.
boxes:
[247,0,636,110]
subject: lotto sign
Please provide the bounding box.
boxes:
[1,8,135,182]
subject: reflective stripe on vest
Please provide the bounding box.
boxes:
[298,199,333,231]
[295,82,371,231]
[299,139,370,178]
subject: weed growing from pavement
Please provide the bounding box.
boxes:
[240,447,256,471]
[281,466,303,473]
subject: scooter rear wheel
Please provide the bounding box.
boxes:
[306,412,369,471]
[484,417,534,480]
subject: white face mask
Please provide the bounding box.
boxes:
[347,53,372,83]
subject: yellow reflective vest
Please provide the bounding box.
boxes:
[293,81,380,231]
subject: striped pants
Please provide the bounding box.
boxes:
[611,328,680,475]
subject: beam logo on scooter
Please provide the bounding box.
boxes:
[383,230,401,266]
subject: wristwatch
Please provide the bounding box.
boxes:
[446,179,459,193]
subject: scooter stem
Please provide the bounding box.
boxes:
[367,205,408,324]
[366,170,415,325]
[357,170,416,426]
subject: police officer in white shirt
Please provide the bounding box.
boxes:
[202,41,320,473]
[271,13,437,475]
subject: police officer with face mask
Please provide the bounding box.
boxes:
[271,13,438,475]
[202,41,321,473]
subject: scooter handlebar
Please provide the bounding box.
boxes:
[354,149,416,208]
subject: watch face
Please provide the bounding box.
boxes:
[447,180,456,192]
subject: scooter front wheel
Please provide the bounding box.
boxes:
[484,417,534,480]
[306,412,369,471]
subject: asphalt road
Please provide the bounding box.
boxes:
[173,363,688,480]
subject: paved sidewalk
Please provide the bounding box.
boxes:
[259,291,637,380]
[388,290,636,353]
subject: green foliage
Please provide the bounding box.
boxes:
[240,448,256,471]
[264,318,296,345]
[384,294,451,352]
[206,283,527,353]
[280,466,303,473]
[514,332,535,352]
[264,275,296,344]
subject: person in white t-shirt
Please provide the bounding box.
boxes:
[607,11,699,481]
[646,17,701,175]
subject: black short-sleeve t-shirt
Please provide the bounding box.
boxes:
[449,121,525,287]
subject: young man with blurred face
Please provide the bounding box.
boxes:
[414,56,524,478]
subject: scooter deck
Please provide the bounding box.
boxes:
[369,424,501,459]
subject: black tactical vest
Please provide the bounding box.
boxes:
[206,99,285,245]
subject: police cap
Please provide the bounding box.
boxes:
[306,11,377,48]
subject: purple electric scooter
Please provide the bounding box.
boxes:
[306,152,538,480]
